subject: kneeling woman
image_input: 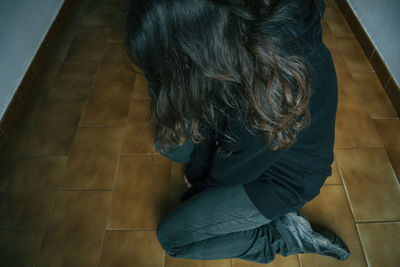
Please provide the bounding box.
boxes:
[125,0,350,264]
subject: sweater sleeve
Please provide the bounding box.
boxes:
[184,125,217,184]
[206,125,284,185]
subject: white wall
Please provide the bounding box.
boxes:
[0,0,64,119]
[347,0,400,87]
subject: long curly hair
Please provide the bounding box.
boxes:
[125,0,322,155]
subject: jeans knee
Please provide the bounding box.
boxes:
[156,222,188,257]
[156,221,179,256]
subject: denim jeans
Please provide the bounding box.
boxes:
[154,140,292,264]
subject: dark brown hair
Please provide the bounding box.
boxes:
[125,0,322,155]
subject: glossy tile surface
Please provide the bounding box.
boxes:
[335,149,400,222]
[334,93,383,148]
[122,101,156,154]
[356,222,400,267]
[60,127,124,189]
[330,49,359,95]
[97,43,136,79]
[0,157,67,229]
[324,3,353,36]
[107,155,170,229]
[132,74,151,100]
[373,119,400,182]
[65,28,111,61]
[0,230,43,267]
[79,1,118,28]
[47,60,99,101]
[37,191,110,267]
[81,79,134,126]
[25,101,84,155]
[336,36,374,72]
[351,72,397,118]
[100,230,164,267]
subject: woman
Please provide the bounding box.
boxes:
[125,0,350,264]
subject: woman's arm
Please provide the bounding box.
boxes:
[183,125,218,185]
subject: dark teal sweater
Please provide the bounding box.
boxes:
[184,1,337,221]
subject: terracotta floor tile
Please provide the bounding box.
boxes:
[0,130,28,192]
[322,22,339,53]
[374,119,400,182]
[97,43,136,79]
[25,102,85,155]
[232,255,299,267]
[65,28,111,61]
[323,5,353,36]
[107,9,126,43]
[0,158,14,192]
[38,191,110,267]
[334,93,383,148]
[80,1,118,28]
[0,230,43,267]
[170,162,187,188]
[35,44,71,83]
[330,50,359,95]
[351,72,397,118]
[324,158,341,185]
[47,61,99,102]
[100,230,164,267]
[168,188,187,213]
[336,36,374,72]
[14,83,51,131]
[121,101,156,154]
[81,79,134,126]
[166,255,231,267]
[132,74,151,100]
[356,222,400,267]
[0,157,67,229]
[299,186,367,267]
[335,149,400,222]
[60,127,124,190]
[108,155,170,229]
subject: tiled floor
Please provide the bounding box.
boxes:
[0,0,399,266]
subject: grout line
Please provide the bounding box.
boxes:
[105,228,157,231]
[297,254,302,267]
[0,228,45,232]
[33,153,70,267]
[0,128,7,138]
[334,146,385,150]
[97,71,137,267]
[353,223,371,267]
[56,188,112,192]
[371,117,399,120]
[356,220,400,224]
[120,153,162,156]
[335,155,370,266]
[322,183,343,186]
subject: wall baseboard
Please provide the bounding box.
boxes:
[334,0,400,117]
[0,0,82,152]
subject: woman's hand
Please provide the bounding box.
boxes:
[184,174,192,188]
